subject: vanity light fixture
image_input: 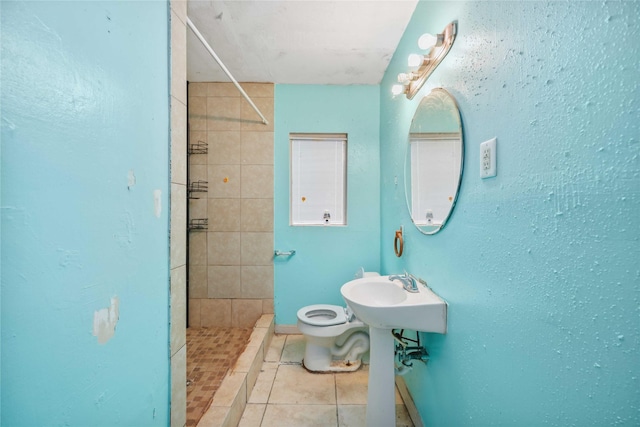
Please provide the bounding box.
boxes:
[392,21,457,100]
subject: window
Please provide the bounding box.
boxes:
[410,133,461,225]
[290,133,347,226]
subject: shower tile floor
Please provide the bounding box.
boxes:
[239,334,415,427]
[186,327,252,427]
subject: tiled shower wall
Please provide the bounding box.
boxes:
[170,1,188,426]
[187,82,274,329]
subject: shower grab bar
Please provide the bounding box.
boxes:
[274,250,296,257]
[186,17,269,126]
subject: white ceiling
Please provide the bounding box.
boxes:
[186,1,418,85]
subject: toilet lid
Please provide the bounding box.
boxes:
[297,304,347,326]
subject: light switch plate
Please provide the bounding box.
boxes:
[480,137,497,179]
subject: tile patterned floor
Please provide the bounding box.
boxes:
[186,327,253,427]
[239,334,415,427]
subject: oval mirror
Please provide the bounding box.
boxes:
[404,88,464,234]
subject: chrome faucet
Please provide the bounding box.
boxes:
[389,272,419,293]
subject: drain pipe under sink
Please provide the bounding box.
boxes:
[394,353,413,376]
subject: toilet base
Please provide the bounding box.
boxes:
[303,358,363,373]
[300,328,370,373]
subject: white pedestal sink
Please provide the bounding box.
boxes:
[341,275,447,427]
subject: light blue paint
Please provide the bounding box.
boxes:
[381,1,640,425]
[274,85,380,326]
[1,1,170,425]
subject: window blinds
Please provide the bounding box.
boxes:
[290,134,347,226]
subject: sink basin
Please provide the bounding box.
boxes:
[340,275,447,333]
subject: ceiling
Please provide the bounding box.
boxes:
[186,1,418,85]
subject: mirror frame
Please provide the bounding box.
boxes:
[404,87,464,235]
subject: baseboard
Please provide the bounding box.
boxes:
[395,376,424,427]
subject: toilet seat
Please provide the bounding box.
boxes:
[297,304,347,327]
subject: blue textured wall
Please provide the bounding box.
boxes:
[1,1,170,425]
[274,85,380,326]
[381,1,639,425]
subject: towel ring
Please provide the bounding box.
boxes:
[394,228,404,257]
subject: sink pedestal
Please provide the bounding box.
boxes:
[366,327,396,427]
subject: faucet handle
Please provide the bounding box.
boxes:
[405,272,428,288]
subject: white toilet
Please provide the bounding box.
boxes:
[296,269,378,372]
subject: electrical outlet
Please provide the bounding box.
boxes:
[480,137,497,179]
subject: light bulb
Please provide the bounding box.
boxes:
[407,54,424,69]
[418,33,441,50]
[391,84,405,96]
[397,72,417,84]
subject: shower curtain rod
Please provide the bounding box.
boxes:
[186,17,269,126]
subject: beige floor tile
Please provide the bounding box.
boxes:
[210,370,246,407]
[261,404,337,427]
[335,367,368,405]
[196,406,228,427]
[248,362,278,404]
[248,326,268,347]
[264,334,286,362]
[337,404,414,427]
[233,344,262,373]
[236,334,418,427]
[280,335,305,363]
[255,314,274,329]
[395,386,404,404]
[396,404,415,427]
[337,405,366,427]
[269,364,336,405]
[238,403,266,427]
